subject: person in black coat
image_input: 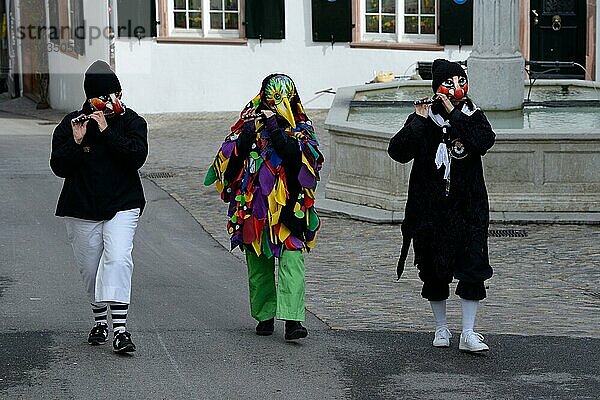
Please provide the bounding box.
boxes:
[50,60,147,354]
[388,59,495,353]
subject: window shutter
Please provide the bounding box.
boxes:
[116,0,157,39]
[244,0,285,40]
[311,0,352,43]
[439,0,472,46]
[48,0,59,44]
[73,0,85,55]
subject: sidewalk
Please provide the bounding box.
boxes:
[3,97,599,338]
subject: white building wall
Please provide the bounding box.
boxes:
[46,0,110,111]
[597,2,599,81]
[115,1,471,113]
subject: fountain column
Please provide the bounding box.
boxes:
[467,0,524,110]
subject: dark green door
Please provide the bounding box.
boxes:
[530,0,586,78]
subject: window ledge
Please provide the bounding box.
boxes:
[350,41,444,51]
[156,37,248,45]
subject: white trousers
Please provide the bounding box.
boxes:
[65,209,140,304]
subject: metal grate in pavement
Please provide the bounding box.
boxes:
[141,171,175,179]
[585,292,600,300]
[489,229,528,238]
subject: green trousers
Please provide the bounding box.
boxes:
[245,249,305,322]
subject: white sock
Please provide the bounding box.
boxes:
[430,300,447,330]
[461,299,479,334]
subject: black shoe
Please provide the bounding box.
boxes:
[284,321,308,341]
[113,331,136,353]
[256,318,275,336]
[87,323,109,345]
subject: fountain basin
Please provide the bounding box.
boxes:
[322,80,600,224]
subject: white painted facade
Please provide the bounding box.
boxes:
[19,1,597,113]
[47,1,470,113]
[44,0,110,111]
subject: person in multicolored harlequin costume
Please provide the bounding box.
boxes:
[204,74,324,341]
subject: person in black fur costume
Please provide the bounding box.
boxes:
[388,59,495,353]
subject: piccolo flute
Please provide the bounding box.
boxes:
[413,94,440,106]
[71,115,94,124]
[241,113,266,120]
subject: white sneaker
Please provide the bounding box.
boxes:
[459,331,489,353]
[432,327,452,347]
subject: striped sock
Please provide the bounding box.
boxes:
[110,303,129,334]
[91,302,108,326]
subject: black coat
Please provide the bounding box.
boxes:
[388,106,495,284]
[50,108,148,221]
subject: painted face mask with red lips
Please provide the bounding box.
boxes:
[89,92,125,117]
[436,75,468,101]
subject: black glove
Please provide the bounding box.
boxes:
[237,120,256,155]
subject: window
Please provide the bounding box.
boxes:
[173,0,202,29]
[365,0,396,35]
[209,0,239,30]
[360,0,437,44]
[170,0,240,37]
[48,0,85,56]
[66,0,85,53]
[403,0,435,35]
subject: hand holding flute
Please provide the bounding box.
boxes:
[413,95,438,118]
[241,109,275,121]
[71,114,91,145]
[413,93,455,117]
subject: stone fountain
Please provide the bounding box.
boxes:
[320,0,599,224]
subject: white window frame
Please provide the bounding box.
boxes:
[361,0,398,42]
[399,0,436,43]
[360,0,437,44]
[169,0,240,38]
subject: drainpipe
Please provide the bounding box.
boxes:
[108,0,115,69]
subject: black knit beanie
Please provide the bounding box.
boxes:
[431,59,467,93]
[84,60,121,99]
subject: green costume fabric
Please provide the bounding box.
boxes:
[245,248,305,322]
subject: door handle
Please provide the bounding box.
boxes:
[531,9,539,25]
[552,15,561,31]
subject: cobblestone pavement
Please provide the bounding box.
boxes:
[141,111,600,339]
[2,98,599,339]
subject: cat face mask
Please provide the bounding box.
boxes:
[436,75,468,101]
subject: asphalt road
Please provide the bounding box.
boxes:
[1,117,599,399]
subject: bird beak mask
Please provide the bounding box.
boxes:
[262,75,298,129]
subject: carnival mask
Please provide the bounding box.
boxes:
[436,75,468,101]
[89,92,125,117]
[262,75,298,128]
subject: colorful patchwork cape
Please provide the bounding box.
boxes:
[204,94,324,258]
